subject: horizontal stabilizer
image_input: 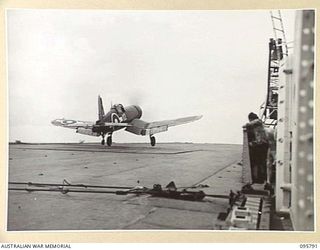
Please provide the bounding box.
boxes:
[102,122,132,127]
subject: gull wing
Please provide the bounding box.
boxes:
[125,115,202,136]
[147,115,202,129]
[51,119,94,129]
[52,119,132,129]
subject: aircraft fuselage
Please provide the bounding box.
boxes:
[93,105,143,134]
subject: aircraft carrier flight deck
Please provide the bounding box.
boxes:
[8,143,245,230]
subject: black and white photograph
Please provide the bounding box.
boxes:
[6,8,314,232]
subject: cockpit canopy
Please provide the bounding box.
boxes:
[112,104,125,114]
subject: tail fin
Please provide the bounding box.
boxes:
[98,95,105,120]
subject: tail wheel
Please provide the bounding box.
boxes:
[107,136,112,146]
[150,136,156,147]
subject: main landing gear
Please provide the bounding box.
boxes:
[150,135,156,147]
[101,133,112,146]
[101,133,106,145]
[107,135,112,146]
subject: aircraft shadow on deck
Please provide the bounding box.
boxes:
[14,144,203,155]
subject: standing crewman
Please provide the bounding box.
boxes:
[243,112,269,184]
[265,127,277,191]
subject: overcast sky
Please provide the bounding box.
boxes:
[7,9,295,144]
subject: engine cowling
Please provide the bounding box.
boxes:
[76,128,100,137]
[123,105,142,122]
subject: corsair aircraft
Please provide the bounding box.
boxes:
[52,96,202,146]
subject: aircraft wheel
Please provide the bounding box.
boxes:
[150,136,156,147]
[107,136,112,146]
[101,139,105,145]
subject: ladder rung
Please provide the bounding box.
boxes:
[274,28,285,32]
[266,106,278,110]
[271,16,282,20]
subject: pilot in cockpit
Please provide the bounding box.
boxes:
[112,104,127,121]
[112,104,125,115]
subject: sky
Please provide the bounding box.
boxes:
[7,9,296,144]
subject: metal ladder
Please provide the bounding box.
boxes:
[260,10,290,126]
[270,10,289,56]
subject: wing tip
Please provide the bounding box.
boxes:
[195,115,203,120]
[51,119,61,126]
